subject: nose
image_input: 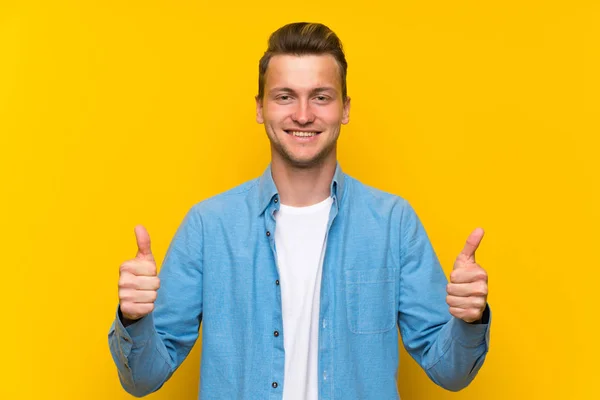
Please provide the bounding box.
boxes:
[291,99,315,125]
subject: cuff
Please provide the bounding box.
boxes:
[113,305,156,352]
[450,304,492,349]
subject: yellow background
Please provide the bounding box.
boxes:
[1,0,598,399]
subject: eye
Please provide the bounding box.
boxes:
[315,95,330,102]
[275,94,293,103]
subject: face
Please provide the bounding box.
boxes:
[256,54,350,169]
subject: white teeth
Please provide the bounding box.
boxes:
[290,131,317,137]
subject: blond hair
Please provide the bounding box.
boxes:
[257,22,348,100]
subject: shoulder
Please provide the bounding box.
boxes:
[343,173,426,231]
[344,174,411,211]
[187,177,261,219]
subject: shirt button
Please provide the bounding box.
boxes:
[274,198,278,203]
[274,330,279,337]
[272,382,278,388]
[322,320,327,328]
[266,231,271,237]
[323,371,327,381]
[275,279,280,285]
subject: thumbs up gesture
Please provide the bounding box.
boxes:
[446,228,488,323]
[118,225,161,322]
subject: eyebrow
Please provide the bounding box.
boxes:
[268,86,337,96]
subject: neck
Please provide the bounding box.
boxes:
[271,155,337,207]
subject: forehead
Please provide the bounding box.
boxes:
[264,54,341,92]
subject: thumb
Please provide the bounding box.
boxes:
[134,225,154,261]
[457,227,484,265]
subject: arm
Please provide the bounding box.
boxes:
[397,201,490,391]
[108,208,204,397]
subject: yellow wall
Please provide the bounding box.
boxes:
[1,1,598,399]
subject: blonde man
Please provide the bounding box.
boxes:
[109,22,491,400]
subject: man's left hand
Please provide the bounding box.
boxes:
[446,227,488,323]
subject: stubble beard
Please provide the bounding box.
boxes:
[269,129,338,169]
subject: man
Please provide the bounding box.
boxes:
[108,22,491,399]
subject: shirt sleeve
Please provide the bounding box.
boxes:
[107,206,204,397]
[397,200,491,391]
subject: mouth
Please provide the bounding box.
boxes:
[284,130,322,138]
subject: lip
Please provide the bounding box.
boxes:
[284,129,322,142]
[284,128,322,133]
[284,129,322,133]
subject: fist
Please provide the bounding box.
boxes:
[118,225,161,321]
[446,227,488,323]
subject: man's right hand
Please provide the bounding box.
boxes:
[118,225,161,322]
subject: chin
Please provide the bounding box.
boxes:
[287,158,320,169]
[284,150,333,169]
[270,135,336,169]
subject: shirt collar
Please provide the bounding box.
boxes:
[258,162,346,216]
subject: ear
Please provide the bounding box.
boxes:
[341,96,351,125]
[255,95,264,124]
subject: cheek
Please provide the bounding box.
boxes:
[319,106,344,124]
[264,106,288,124]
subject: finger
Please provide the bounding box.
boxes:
[120,260,157,276]
[135,276,160,290]
[118,287,158,303]
[450,265,487,284]
[135,225,154,260]
[446,295,487,309]
[119,275,160,290]
[449,307,482,323]
[132,290,158,303]
[120,303,154,320]
[459,227,485,262]
[446,281,488,297]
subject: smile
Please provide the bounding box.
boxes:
[285,130,321,137]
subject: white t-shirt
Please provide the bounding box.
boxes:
[274,196,333,400]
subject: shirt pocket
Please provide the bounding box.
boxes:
[345,268,397,334]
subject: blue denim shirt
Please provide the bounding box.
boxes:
[108,163,491,399]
